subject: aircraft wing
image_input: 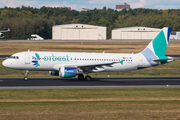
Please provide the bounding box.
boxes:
[77,62,119,68]
[53,62,120,71]
[71,62,120,72]
[0,28,10,33]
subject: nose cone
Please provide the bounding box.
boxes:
[2,60,9,68]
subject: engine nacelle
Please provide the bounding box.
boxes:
[0,33,4,38]
[59,67,77,78]
[49,67,83,78]
[49,71,59,76]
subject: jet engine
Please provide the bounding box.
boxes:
[59,67,77,78]
[49,71,59,76]
[49,67,83,78]
[0,33,4,38]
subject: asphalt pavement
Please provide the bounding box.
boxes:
[0,77,180,89]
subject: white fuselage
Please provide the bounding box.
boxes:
[2,51,151,73]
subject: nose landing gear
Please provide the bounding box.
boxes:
[24,70,29,81]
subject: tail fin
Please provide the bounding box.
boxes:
[141,27,172,65]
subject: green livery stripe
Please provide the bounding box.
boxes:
[158,56,168,60]
[36,64,40,67]
[152,30,167,57]
[64,72,74,78]
[161,60,168,64]
[35,53,41,60]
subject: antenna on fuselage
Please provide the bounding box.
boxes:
[28,49,30,52]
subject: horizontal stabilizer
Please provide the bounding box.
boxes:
[0,28,10,33]
[152,56,174,63]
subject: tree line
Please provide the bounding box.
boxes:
[0,6,180,39]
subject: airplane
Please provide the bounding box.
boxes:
[2,27,174,81]
[0,28,10,38]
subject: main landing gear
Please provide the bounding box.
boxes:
[78,74,91,81]
[24,70,29,81]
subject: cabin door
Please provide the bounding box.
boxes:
[25,53,30,64]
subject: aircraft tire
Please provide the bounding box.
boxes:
[85,76,91,81]
[24,77,28,81]
[78,74,84,80]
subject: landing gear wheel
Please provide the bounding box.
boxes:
[24,70,29,81]
[85,76,91,81]
[78,74,84,80]
[24,77,28,81]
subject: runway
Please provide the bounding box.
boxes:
[0,77,180,89]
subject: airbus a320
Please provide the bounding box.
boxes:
[2,27,174,81]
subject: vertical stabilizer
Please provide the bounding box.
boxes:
[141,27,172,66]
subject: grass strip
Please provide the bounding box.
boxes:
[0,88,180,120]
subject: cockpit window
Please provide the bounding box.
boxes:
[9,56,19,59]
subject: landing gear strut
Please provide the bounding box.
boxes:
[24,70,29,81]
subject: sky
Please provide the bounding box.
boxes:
[0,0,180,10]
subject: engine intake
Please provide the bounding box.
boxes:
[0,33,4,38]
